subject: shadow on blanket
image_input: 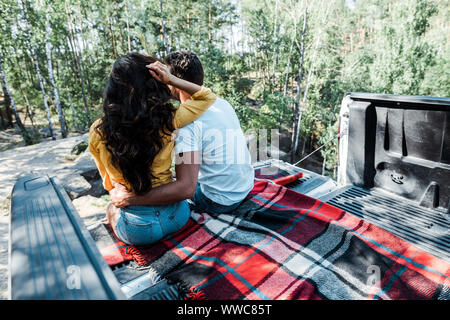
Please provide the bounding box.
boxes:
[89,167,450,300]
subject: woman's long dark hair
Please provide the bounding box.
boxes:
[96,52,176,195]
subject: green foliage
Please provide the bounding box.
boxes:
[23,127,43,145]
[259,92,293,128]
[0,0,448,179]
[71,141,88,155]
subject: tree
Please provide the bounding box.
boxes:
[0,0,446,177]
[1,83,14,129]
[289,4,308,162]
[21,0,55,140]
[45,8,67,138]
[0,58,30,143]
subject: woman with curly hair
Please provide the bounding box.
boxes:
[89,52,216,245]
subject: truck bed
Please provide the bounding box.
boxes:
[321,186,450,262]
[256,159,450,262]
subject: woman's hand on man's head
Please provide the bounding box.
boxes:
[146,61,173,84]
[147,60,202,96]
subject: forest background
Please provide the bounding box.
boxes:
[0,0,448,177]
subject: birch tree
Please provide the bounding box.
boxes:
[32,53,55,140]
[45,12,67,138]
[292,0,331,159]
[0,0,445,174]
[21,0,55,140]
[159,0,169,56]
[64,2,90,124]
[289,5,308,162]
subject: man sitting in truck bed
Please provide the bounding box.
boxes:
[109,50,255,216]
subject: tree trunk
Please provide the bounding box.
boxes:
[301,139,307,156]
[1,84,13,128]
[108,16,117,58]
[283,31,296,96]
[0,107,5,130]
[293,41,318,157]
[290,8,308,163]
[208,1,212,48]
[21,0,55,140]
[68,92,80,131]
[271,0,279,80]
[32,54,56,140]
[46,16,67,138]
[0,59,30,143]
[125,0,131,52]
[113,3,125,51]
[322,156,326,176]
[65,3,91,124]
[0,48,13,128]
[159,0,168,56]
[75,3,93,97]
[21,91,35,128]
[291,1,331,162]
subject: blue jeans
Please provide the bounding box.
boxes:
[191,184,243,215]
[115,200,190,246]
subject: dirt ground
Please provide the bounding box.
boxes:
[0,131,108,300]
[0,214,8,300]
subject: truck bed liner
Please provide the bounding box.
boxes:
[254,159,450,263]
[321,186,450,262]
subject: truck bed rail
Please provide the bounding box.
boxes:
[9,174,125,299]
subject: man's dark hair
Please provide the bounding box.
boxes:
[164,51,204,86]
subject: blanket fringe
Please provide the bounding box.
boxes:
[185,286,207,300]
[125,246,148,266]
[173,279,207,300]
[147,266,162,285]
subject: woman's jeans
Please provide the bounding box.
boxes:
[115,200,190,246]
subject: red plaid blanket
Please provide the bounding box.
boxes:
[92,167,450,300]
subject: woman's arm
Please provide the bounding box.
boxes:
[147,62,216,128]
[147,61,201,95]
[172,87,216,128]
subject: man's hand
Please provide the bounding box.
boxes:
[109,182,135,208]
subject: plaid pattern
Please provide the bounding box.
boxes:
[92,167,450,300]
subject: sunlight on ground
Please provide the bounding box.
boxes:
[0,214,8,300]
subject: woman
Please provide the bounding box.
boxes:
[89,53,216,245]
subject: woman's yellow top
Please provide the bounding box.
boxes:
[88,87,216,191]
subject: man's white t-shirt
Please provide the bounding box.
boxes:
[174,97,254,206]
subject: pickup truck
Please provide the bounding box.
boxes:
[7,92,450,299]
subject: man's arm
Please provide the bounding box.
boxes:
[109,152,199,207]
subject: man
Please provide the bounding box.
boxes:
[110,51,254,215]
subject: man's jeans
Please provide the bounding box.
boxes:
[190,184,243,215]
